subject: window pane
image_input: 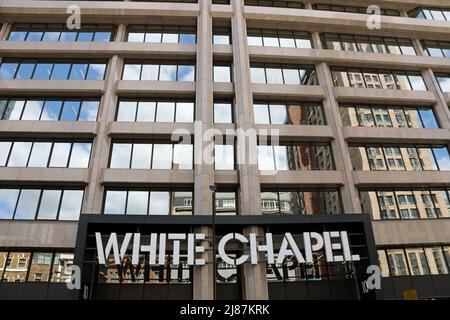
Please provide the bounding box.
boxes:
[295,38,312,49]
[273,145,289,170]
[269,104,287,124]
[149,191,170,215]
[250,67,266,83]
[78,32,94,41]
[215,192,236,215]
[8,31,27,41]
[386,249,409,276]
[0,142,12,166]
[127,191,148,215]
[14,189,40,219]
[214,66,231,82]
[117,101,137,121]
[86,64,106,80]
[32,63,52,80]
[179,34,196,44]
[59,190,83,221]
[213,35,230,45]
[152,144,172,169]
[21,100,43,120]
[433,147,450,170]
[60,32,77,41]
[254,104,270,124]
[37,190,61,220]
[417,148,438,170]
[49,143,71,167]
[16,63,35,79]
[156,102,175,122]
[282,69,300,85]
[266,68,283,84]
[0,189,19,219]
[408,75,426,91]
[214,103,232,123]
[173,144,193,170]
[28,252,52,282]
[257,145,275,171]
[162,33,178,43]
[8,142,32,167]
[131,144,152,169]
[424,247,448,274]
[50,64,70,80]
[123,64,141,80]
[4,100,25,120]
[175,102,194,122]
[261,191,279,214]
[128,32,145,42]
[418,109,438,129]
[137,102,156,122]
[28,142,52,167]
[178,65,195,81]
[94,32,112,42]
[431,190,450,218]
[3,252,30,282]
[104,190,126,214]
[215,144,234,170]
[247,36,263,46]
[110,143,132,168]
[69,64,88,80]
[145,33,162,43]
[0,62,18,79]
[51,253,74,283]
[279,37,296,48]
[41,100,62,120]
[159,65,177,81]
[406,248,430,275]
[69,143,91,168]
[172,191,193,215]
[60,101,80,121]
[79,101,99,121]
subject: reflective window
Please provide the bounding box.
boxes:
[436,73,450,92]
[213,65,232,82]
[422,40,450,58]
[215,191,237,216]
[213,102,233,123]
[126,25,196,44]
[245,0,304,8]
[314,4,399,15]
[214,144,235,170]
[251,64,317,85]
[254,102,325,125]
[122,62,195,81]
[117,100,194,123]
[247,29,312,49]
[213,27,231,45]
[409,7,450,21]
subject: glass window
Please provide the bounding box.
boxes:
[14,189,41,220]
[21,100,43,120]
[69,143,91,168]
[28,142,52,167]
[386,249,409,276]
[247,36,263,46]
[425,247,448,275]
[86,64,106,80]
[214,144,234,170]
[8,142,32,167]
[156,102,175,122]
[51,253,74,283]
[152,144,173,169]
[145,32,161,43]
[8,31,27,41]
[104,190,126,214]
[60,101,80,121]
[3,252,30,282]
[250,67,266,83]
[58,190,83,220]
[178,66,195,81]
[405,248,430,275]
[162,33,178,43]
[4,100,25,120]
[265,68,283,84]
[28,253,52,282]
[110,143,132,169]
[179,33,196,44]
[261,192,279,215]
[32,63,52,80]
[16,63,34,80]
[215,192,236,215]
[131,144,152,169]
[214,66,231,82]
[128,32,145,42]
[50,64,71,80]
[94,32,112,42]
[175,102,194,122]
[127,191,149,215]
[273,145,288,170]
[137,102,156,122]
[0,189,19,219]
[269,104,287,124]
[173,144,193,170]
[49,143,71,167]
[213,35,230,45]
[0,142,12,166]
[41,100,62,121]
[78,32,94,42]
[282,69,300,85]
[433,147,450,170]
[117,101,137,122]
[149,191,170,215]
[257,145,275,171]
[0,62,18,79]
[408,75,427,91]
[214,103,232,123]
[37,190,61,220]
[69,64,88,80]
[123,64,141,80]
[254,104,270,124]
[79,101,99,121]
[418,109,438,129]
[159,65,177,81]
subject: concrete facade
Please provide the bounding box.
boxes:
[0,0,449,300]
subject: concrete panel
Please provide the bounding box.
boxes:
[0,221,78,248]
[214,170,239,184]
[0,120,98,139]
[252,84,326,100]
[0,167,90,185]
[333,87,437,105]
[0,80,105,96]
[373,219,450,245]
[259,170,344,186]
[115,80,196,98]
[352,171,450,187]
[343,127,450,144]
[108,121,194,139]
[101,168,195,186]
[254,124,334,141]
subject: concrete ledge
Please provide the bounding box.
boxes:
[0,220,78,248]
[244,7,450,41]
[213,82,234,96]
[211,4,234,18]
[101,169,194,186]
[214,171,239,184]
[373,219,450,246]
[0,80,105,96]
[252,84,325,100]
[352,170,450,187]
[444,92,450,106]
[0,42,196,59]
[333,87,436,105]
[0,168,90,185]
[108,122,194,139]
[255,124,334,141]
[343,127,450,144]
[259,170,343,186]
[0,120,98,138]
[115,80,196,98]
[213,44,233,59]
[249,46,450,72]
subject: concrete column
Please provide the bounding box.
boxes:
[0,23,11,40]
[193,226,214,300]
[315,63,361,213]
[193,0,215,300]
[422,69,450,129]
[82,24,126,214]
[231,0,262,216]
[242,226,269,300]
